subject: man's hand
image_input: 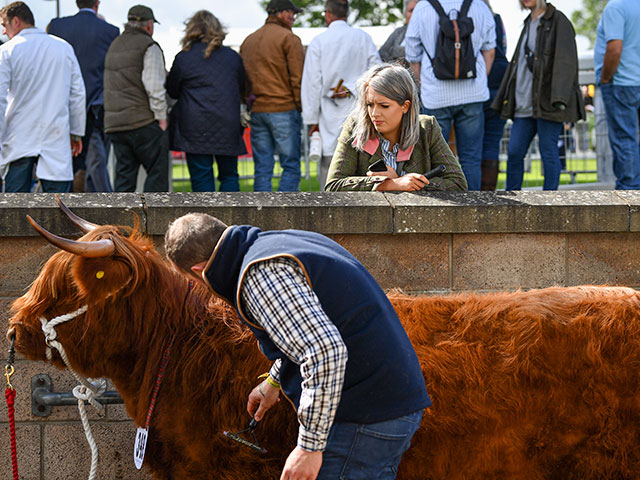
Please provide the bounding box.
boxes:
[308,124,319,136]
[70,138,83,157]
[247,379,280,421]
[158,119,168,131]
[280,446,323,480]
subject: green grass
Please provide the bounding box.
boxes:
[171,155,599,192]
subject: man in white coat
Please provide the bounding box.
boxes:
[301,0,379,188]
[0,1,85,193]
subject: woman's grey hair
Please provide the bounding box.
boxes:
[481,0,493,14]
[350,64,420,151]
[519,0,546,10]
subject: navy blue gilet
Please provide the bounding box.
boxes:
[204,225,431,424]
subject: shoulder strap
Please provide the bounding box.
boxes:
[426,0,447,19]
[460,0,473,18]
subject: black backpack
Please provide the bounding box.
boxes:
[426,0,477,81]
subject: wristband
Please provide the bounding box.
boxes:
[266,375,280,389]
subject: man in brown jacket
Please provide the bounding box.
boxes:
[240,0,304,192]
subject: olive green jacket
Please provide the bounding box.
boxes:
[325,115,468,192]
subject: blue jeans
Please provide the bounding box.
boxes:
[506,117,563,190]
[317,410,423,480]
[3,156,72,193]
[185,153,239,192]
[600,83,640,189]
[249,110,301,192]
[424,102,484,190]
[483,89,506,161]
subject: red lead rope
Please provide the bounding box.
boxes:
[144,279,193,429]
[5,386,18,480]
[5,332,18,480]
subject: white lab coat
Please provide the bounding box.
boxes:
[0,28,85,181]
[301,21,380,156]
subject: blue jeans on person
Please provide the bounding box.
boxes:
[483,89,506,161]
[423,102,484,190]
[600,83,640,190]
[3,156,72,193]
[317,409,423,480]
[249,110,301,192]
[506,117,563,190]
[185,153,239,192]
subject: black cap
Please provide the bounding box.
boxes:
[266,0,302,14]
[127,5,159,24]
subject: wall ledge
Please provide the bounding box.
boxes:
[0,191,639,237]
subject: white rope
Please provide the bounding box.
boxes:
[40,306,106,480]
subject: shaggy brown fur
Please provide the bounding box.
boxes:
[8,224,640,479]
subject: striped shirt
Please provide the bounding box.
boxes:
[240,257,348,452]
[141,44,167,121]
[380,137,401,174]
[405,0,496,109]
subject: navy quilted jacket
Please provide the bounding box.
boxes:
[166,43,247,156]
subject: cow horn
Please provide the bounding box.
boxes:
[55,194,100,233]
[26,215,115,258]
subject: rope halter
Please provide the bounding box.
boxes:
[40,305,106,480]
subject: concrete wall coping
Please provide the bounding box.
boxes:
[0,191,639,237]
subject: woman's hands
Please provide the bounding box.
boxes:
[367,166,429,191]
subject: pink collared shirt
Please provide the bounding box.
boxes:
[360,136,415,161]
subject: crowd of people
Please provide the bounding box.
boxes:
[0,0,637,193]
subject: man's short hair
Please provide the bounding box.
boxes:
[325,0,348,19]
[76,0,96,9]
[0,2,35,26]
[164,213,228,274]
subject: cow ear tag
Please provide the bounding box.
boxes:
[96,270,105,279]
[134,427,148,469]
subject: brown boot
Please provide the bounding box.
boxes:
[481,160,499,191]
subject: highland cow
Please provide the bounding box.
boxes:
[7,200,640,479]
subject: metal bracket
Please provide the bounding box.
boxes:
[31,374,123,417]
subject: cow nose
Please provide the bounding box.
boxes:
[6,327,16,342]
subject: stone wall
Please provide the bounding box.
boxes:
[1,191,639,479]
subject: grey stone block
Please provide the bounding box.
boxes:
[0,237,58,297]
[0,193,144,237]
[330,233,450,293]
[44,422,153,479]
[615,191,640,232]
[387,191,631,233]
[566,232,640,287]
[452,233,566,291]
[144,192,393,235]
[0,424,40,480]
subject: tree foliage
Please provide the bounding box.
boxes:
[571,0,608,48]
[260,0,404,27]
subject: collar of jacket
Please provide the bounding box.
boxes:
[265,14,292,31]
[16,27,41,37]
[123,24,152,36]
[202,225,262,307]
[525,2,556,24]
[360,136,414,162]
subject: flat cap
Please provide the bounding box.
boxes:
[127,5,159,24]
[266,0,302,14]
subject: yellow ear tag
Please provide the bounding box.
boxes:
[96,270,105,279]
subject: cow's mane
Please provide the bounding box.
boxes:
[14,224,255,415]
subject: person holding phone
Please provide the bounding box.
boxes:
[325,63,468,192]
